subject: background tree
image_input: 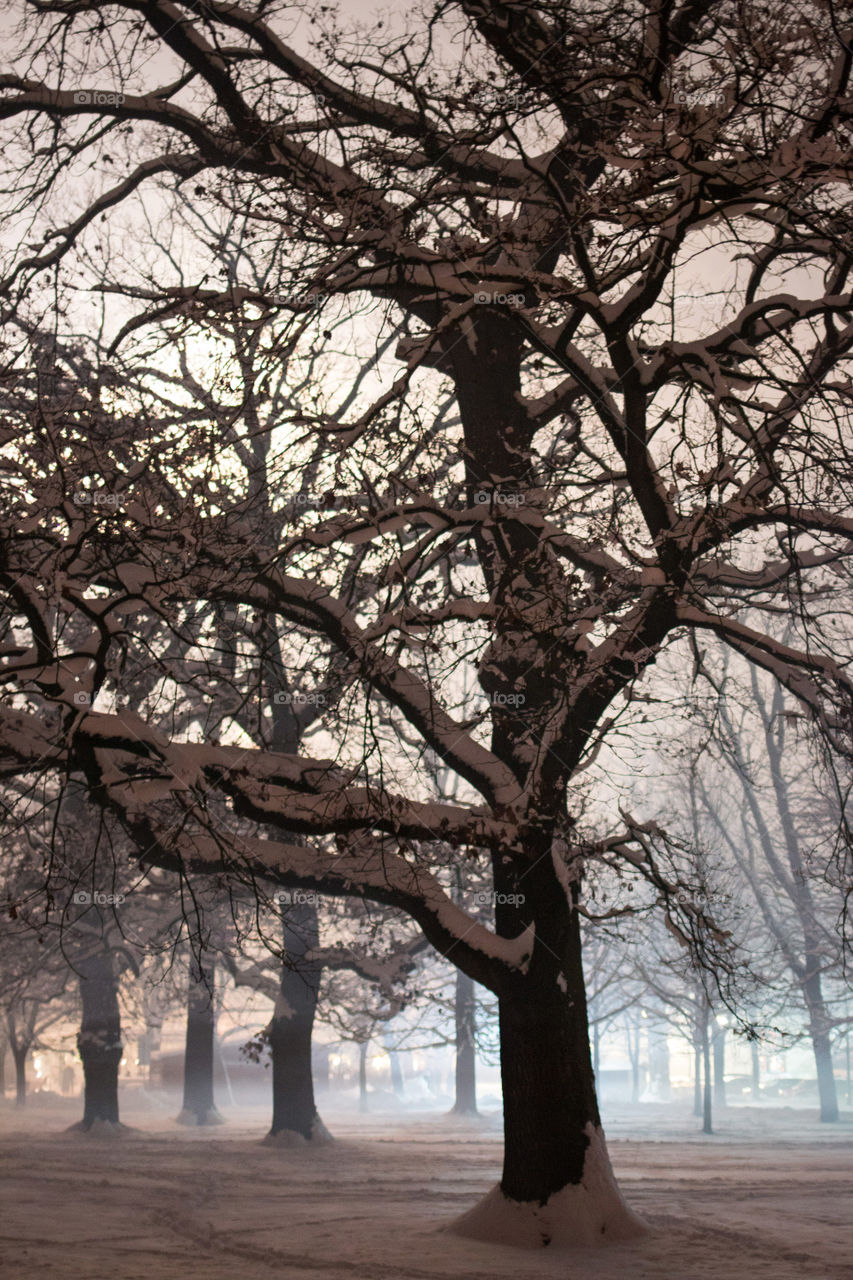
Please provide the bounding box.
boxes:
[679,654,852,1121]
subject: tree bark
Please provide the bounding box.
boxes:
[265,901,330,1142]
[73,947,123,1129]
[176,954,223,1125]
[0,1033,7,1100]
[453,868,644,1245]
[452,968,478,1115]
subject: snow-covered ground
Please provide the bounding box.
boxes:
[0,1097,850,1279]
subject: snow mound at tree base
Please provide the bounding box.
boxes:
[65,1120,133,1138]
[445,1106,486,1122]
[174,1108,225,1126]
[449,1126,647,1248]
[261,1117,333,1147]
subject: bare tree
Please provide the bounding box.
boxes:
[686,656,852,1121]
[2,0,853,1244]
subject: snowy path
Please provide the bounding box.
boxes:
[0,1103,850,1279]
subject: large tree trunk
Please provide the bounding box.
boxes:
[446,326,646,1247]
[452,870,644,1246]
[0,1033,7,1100]
[452,968,478,1116]
[72,948,123,1130]
[176,955,223,1126]
[265,901,330,1144]
[11,1043,27,1107]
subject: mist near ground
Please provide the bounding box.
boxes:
[1,1090,850,1280]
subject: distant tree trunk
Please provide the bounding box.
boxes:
[313,1043,330,1093]
[266,902,329,1142]
[138,1005,162,1081]
[701,1008,713,1135]
[176,955,223,1126]
[626,1020,641,1103]
[359,1039,369,1113]
[712,1022,726,1108]
[215,1035,235,1106]
[137,1032,150,1070]
[648,1024,670,1100]
[452,968,478,1115]
[693,1041,702,1117]
[751,1040,761,1100]
[0,1032,7,1100]
[811,1028,838,1123]
[387,1047,404,1095]
[11,1042,28,1107]
[804,971,839,1122]
[73,947,123,1129]
[380,1029,405,1097]
[592,1021,600,1084]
